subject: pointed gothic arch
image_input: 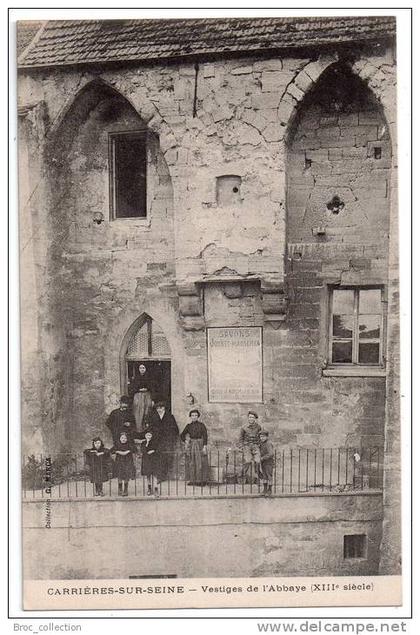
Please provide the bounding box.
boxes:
[119,313,172,406]
[47,78,145,146]
[285,61,392,246]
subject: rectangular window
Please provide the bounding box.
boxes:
[343,534,367,559]
[329,287,384,366]
[109,131,147,219]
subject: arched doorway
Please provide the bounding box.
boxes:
[120,314,172,409]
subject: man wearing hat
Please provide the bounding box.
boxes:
[259,429,275,496]
[148,402,179,482]
[105,395,137,444]
[239,411,262,484]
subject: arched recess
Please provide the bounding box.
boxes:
[44,78,174,238]
[285,62,392,246]
[119,313,172,408]
[41,78,175,445]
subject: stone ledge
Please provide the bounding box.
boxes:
[22,489,383,504]
[322,366,386,378]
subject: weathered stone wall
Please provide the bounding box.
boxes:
[18,49,397,463]
[23,493,383,579]
[281,64,391,450]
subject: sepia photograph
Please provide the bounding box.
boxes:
[15,10,404,611]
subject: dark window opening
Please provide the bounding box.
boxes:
[110,131,147,219]
[374,147,382,159]
[344,534,367,559]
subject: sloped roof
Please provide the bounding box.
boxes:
[18,16,396,69]
[16,21,44,57]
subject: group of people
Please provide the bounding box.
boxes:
[84,395,209,498]
[83,364,275,498]
[104,396,181,497]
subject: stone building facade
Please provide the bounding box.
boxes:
[18,17,400,578]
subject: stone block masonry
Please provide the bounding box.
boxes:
[18,53,393,454]
[18,28,399,578]
[23,493,383,579]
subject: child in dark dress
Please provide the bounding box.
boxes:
[141,430,160,497]
[110,431,137,496]
[83,437,112,496]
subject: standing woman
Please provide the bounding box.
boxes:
[181,410,209,486]
[130,363,154,431]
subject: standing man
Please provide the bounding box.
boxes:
[239,411,262,484]
[105,395,137,445]
[148,402,179,483]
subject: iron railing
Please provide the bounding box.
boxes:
[22,447,383,499]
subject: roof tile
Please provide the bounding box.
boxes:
[18,16,396,68]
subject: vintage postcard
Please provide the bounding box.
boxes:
[16,11,406,611]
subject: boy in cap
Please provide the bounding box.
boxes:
[259,429,275,496]
[239,411,262,484]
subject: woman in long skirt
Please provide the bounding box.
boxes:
[131,364,154,430]
[180,409,209,486]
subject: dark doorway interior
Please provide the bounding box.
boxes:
[127,360,171,410]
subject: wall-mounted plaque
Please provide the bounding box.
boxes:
[207,327,263,403]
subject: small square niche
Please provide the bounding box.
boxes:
[343,534,367,559]
[216,175,242,206]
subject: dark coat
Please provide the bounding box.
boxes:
[139,432,160,477]
[148,410,179,451]
[110,437,137,481]
[147,410,179,481]
[106,407,136,444]
[83,440,112,484]
[260,439,275,462]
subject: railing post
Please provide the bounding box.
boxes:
[346,448,349,486]
[298,449,301,493]
[289,448,293,494]
[361,448,365,491]
[329,448,333,491]
[273,450,277,494]
[208,449,212,496]
[337,447,341,487]
[282,449,285,493]
[75,456,78,498]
